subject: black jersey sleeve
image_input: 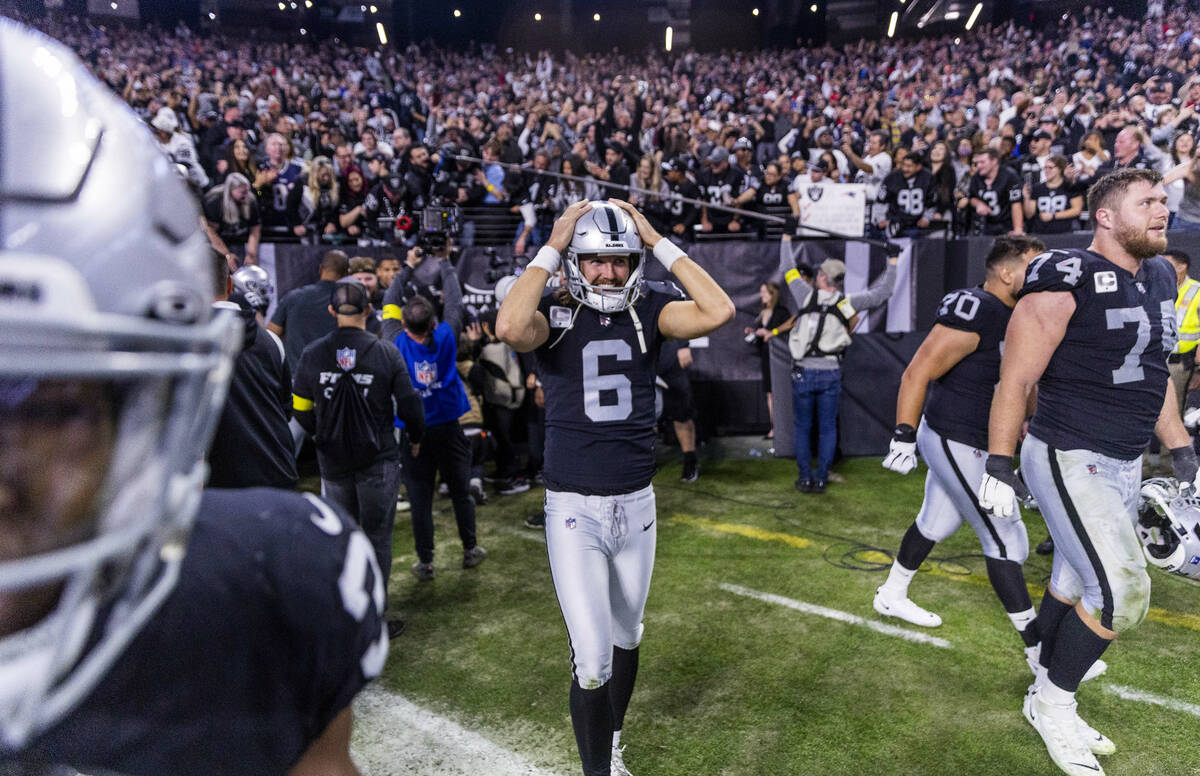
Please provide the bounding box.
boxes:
[1018,248,1090,295]
[934,288,989,334]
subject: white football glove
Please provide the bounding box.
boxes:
[1184,406,1200,430]
[882,423,918,475]
[978,454,1029,519]
[882,439,918,475]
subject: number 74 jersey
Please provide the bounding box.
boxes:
[1020,248,1177,460]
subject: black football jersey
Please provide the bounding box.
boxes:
[879,169,935,231]
[755,180,790,208]
[15,489,387,775]
[1020,249,1177,460]
[1029,181,1079,234]
[535,284,679,495]
[923,287,1011,450]
[664,178,702,230]
[967,167,1023,229]
[696,166,745,225]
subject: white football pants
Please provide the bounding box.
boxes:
[545,485,657,690]
[915,419,1030,562]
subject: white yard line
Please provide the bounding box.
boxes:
[496,524,547,543]
[1103,684,1200,719]
[718,582,953,649]
[352,685,567,776]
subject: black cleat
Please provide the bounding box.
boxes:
[524,512,546,529]
[681,457,699,482]
[387,618,408,639]
[1036,537,1055,555]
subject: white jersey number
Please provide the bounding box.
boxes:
[582,339,633,422]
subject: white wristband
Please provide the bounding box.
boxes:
[528,245,561,274]
[652,239,686,271]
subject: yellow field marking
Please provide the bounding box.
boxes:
[671,514,812,549]
[667,514,1200,634]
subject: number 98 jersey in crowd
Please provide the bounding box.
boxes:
[1021,248,1177,460]
[9,489,387,775]
[535,282,682,495]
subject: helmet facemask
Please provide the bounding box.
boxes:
[1137,478,1200,581]
[564,202,645,313]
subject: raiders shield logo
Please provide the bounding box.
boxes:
[336,347,356,371]
[600,315,612,327]
[807,186,824,202]
[415,359,437,386]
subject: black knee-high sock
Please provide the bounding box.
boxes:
[896,523,937,571]
[984,557,1039,647]
[1036,590,1073,670]
[609,646,639,735]
[1046,608,1112,693]
[569,682,612,776]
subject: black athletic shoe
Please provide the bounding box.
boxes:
[1036,537,1055,555]
[681,457,699,482]
[524,512,546,529]
[812,480,827,494]
[387,618,408,639]
[795,478,814,493]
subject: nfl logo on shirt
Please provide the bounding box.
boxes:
[336,347,356,370]
[415,359,437,386]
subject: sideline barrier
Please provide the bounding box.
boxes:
[261,230,1200,454]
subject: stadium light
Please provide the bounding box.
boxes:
[208,11,215,18]
[534,12,542,21]
[289,2,297,8]
[665,25,673,52]
[110,1,117,8]
[965,2,982,29]
[752,7,759,15]
[453,9,462,17]
[370,5,377,13]
[278,2,285,9]
[810,4,817,11]
[304,0,311,6]
[593,12,601,21]
[376,22,388,44]
[887,11,897,37]
[944,11,959,19]
[300,27,307,34]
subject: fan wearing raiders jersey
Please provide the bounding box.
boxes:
[980,169,1192,776]
[876,236,1045,648]
[877,153,937,237]
[496,199,733,776]
[697,147,747,233]
[1023,156,1084,235]
[961,147,1025,235]
[660,157,702,238]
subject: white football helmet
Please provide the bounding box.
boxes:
[563,201,644,312]
[1137,478,1200,581]
[0,20,239,745]
[232,264,274,313]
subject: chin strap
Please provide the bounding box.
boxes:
[627,304,648,355]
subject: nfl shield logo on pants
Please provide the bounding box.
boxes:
[336,347,356,370]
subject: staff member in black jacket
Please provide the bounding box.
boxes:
[207,251,298,489]
[292,279,425,638]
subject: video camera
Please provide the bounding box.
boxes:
[413,201,462,259]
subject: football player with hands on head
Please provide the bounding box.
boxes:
[496,199,734,776]
[877,237,1049,656]
[0,19,385,776]
[981,169,1187,776]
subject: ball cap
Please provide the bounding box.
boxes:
[331,279,371,314]
[819,259,846,284]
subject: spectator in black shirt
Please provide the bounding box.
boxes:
[958,148,1025,235]
[1023,155,1083,234]
[285,156,340,244]
[878,152,936,237]
[586,143,631,198]
[207,251,298,491]
[754,162,791,237]
[202,172,261,270]
[698,147,746,233]
[661,157,702,239]
[337,166,369,239]
[291,279,425,640]
[1098,126,1157,175]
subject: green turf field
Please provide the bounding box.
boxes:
[371,453,1200,776]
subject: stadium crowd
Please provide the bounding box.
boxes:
[12,2,1200,255]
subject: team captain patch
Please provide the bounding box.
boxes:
[1094,271,1117,293]
[549,305,573,328]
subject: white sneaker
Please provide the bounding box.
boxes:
[1023,686,1107,774]
[873,587,943,627]
[1024,644,1107,683]
[611,745,633,776]
[1023,684,1113,756]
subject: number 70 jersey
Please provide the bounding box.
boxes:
[535,285,678,496]
[1020,248,1177,460]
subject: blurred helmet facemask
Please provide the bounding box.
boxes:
[232,264,274,312]
[0,20,240,745]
